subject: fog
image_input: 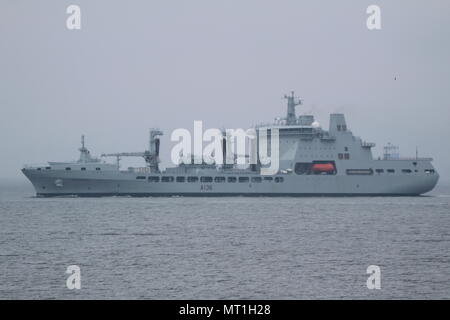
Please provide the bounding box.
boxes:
[1,0,449,183]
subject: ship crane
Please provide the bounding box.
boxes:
[101,129,163,173]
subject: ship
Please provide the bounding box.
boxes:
[22,92,439,196]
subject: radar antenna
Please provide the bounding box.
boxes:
[283,91,302,125]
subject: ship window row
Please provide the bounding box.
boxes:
[338,153,350,160]
[353,169,432,175]
[299,147,337,151]
[352,168,434,175]
[346,169,373,175]
[145,176,284,183]
[36,167,52,171]
[63,167,101,171]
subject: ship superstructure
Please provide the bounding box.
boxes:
[22,93,439,196]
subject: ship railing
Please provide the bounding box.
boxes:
[320,135,336,141]
[375,157,433,161]
[254,122,277,128]
[361,141,376,148]
[126,167,151,173]
[23,163,49,169]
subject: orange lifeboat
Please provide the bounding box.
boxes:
[311,163,335,172]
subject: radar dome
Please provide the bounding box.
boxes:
[311,121,321,128]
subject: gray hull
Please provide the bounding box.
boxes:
[21,101,440,197]
[22,163,439,197]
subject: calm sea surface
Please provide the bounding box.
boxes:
[1,182,449,299]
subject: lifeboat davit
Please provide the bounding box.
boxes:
[311,163,335,172]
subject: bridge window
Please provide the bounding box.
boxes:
[275,177,284,183]
[251,177,262,183]
[263,177,273,181]
[200,176,213,183]
[136,176,146,180]
[65,167,71,171]
[337,125,341,131]
[227,177,237,183]
[214,177,225,183]
[96,168,101,171]
[162,176,174,182]
[387,169,395,173]
[187,176,199,182]
[425,169,435,174]
[239,177,249,183]
[344,153,350,160]
[176,176,185,182]
[338,153,343,160]
[148,176,160,182]
[45,166,51,170]
[81,167,86,171]
[375,169,384,173]
[402,169,412,173]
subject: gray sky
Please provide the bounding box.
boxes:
[1,0,449,183]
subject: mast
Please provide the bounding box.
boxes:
[147,129,163,172]
[78,135,98,163]
[284,91,302,125]
[78,134,87,163]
